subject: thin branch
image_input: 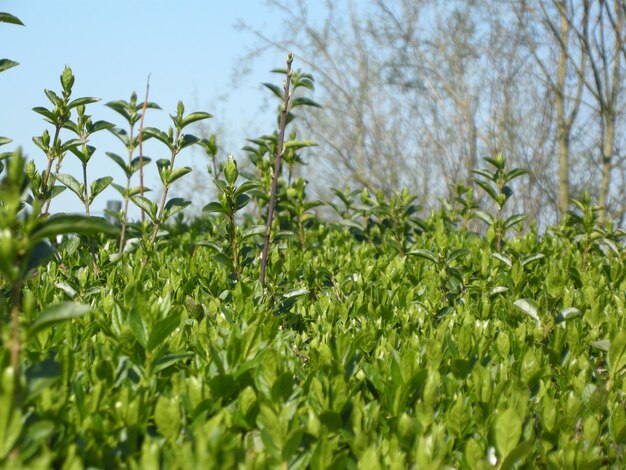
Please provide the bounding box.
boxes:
[137,73,151,223]
[261,53,293,288]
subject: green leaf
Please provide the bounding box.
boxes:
[61,65,74,91]
[154,395,180,442]
[142,127,170,147]
[263,83,283,99]
[147,312,181,352]
[513,298,540,324]
[128,308,147,348]
[290,97,322,108]
[473,210,495,226]
[164,198,191,218]
[152,352,193,374]
[0,368,22,459]
[32,106,56,122]
[26,241,55,271]
[484,155,505,169]
[167,166,192,185]
[89,176,113,202]
[130,156,151,174]
[408,249,438,264]
[555,307,580,323]
[29,302,91,335]
[202,201,226,214]
[446,248,469,264]
[0,13,25,25]
[505,168,529,183]
[105,101,131,122]
[283,288,309,299]
[178,134,200,150]
[241,225,266,239]
[608,330,626,381]
[235,193,250,211]
[0,137,12,147]
[494,408,522,460]
[131,195,157,221]
[590,340,610,352]
[31,215,119,243]
[68,97,100,109]
[0,59,19,73]
[500,441,532,470]
[283,140,318,151]
[90,120,115,133]
[54,173,83,200]
[504,214,527,230]
[474,179,499,204]
[520,253,544,266]
[180,112,212,128]
[492,252,512,268]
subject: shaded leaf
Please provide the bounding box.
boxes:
[30,302,91,335]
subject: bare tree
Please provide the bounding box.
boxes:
[237,0,626,226]
[238,1,427,200]
[516,0,586,220]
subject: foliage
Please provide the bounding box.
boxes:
[1,21,625,467]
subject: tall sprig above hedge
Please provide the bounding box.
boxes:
[138,101,211,244]
[260,53,321,288]
[472,154,528,253]
[106,92,161,253]
[32,66,100,213]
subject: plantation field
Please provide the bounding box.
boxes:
[1,182,626,468]
[0,26,625,467]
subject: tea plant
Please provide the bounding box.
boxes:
[201,156,262,281]
[31,66,100,213]
[260,53,321,287]
[106,92,160,253]
[0,151,118,397]
[473,154,528,252]
[1,40,625,468]
[133,101,211,244]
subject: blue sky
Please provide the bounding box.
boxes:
[0,0,294,216]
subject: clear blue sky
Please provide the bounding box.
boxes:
[0,0,294,217]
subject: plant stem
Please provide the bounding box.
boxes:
[229,210,240,280]
[41,126,62,215]
[150,129,181,244]
[138,74,151,223]
[118,124,135,255]
[261,53,293,288]
[82,163,100,273]
[10,281,22,401]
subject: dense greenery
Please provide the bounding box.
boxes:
[2,11,626,470]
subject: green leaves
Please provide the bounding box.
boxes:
[494,408,522,461]
[30,214,120,243]
[29,302,91,335]
[180,111,213,129]
[513,298,540,324]
[0,12,24,25]
[155,395,181,442]
[608,330,626,382]
[2,50,626,470]
[147,312,181,352]
[0,368,22,459]
[0,12,24,74]
[0,59,19,73]
[472,154,528,252]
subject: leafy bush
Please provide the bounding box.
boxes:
[1,14,625,468]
